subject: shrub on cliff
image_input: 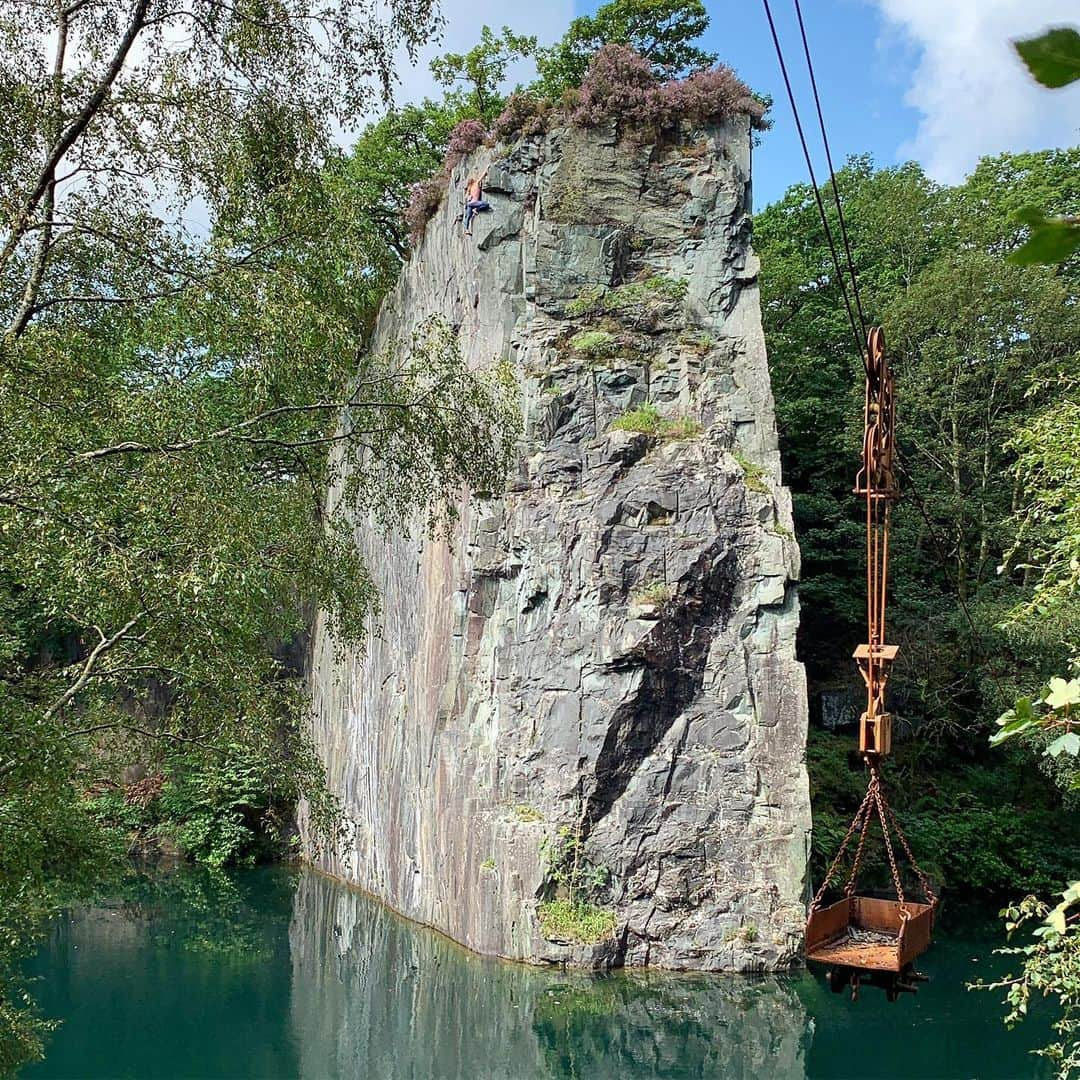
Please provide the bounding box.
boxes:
[491,92,553,143]
[445,118,489,164]
[571,45,767,138]
[658,64,769,130]
[570,44,660,129]
[405,178,447,242]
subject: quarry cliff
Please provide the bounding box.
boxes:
[300,114,812,971]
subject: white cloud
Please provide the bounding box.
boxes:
[873,0,1080,182]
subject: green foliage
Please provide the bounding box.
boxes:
[733,453,770,495]
[1015,27,1080,89]
[534,0,716,99]
[992,676,1080,784]
[568,329,621,359]
[0,691,126,1071]
[1007,28,1080,269]
[537,899,617,944]
[540,824,611,907]
[610,402,701,441]
[806,731,1080,897]
[723,924,758,944]
[973,885,1080,1078]
[757,151,1080,706]
[157,751,283,869]
[1008,207,1080,266]
[512,804,544,823]
[346,102,468,261]
[568,275,688,323]
[1005,391,1080,629]
[633,581,674,606]
[430,25,537,119]
[0,0,522,1066]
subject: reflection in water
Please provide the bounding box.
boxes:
[25,868,301,1079]
[25,867,1054,1080]
[288,871,810,1080]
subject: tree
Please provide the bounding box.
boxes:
[534,0,717,100]
[430,25,537,120]
[0,0,522,1068]
[757,152,1080,926]
[1008,27,1080,264]
[346,102,467,261]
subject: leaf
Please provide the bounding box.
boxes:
[1007,207,1080,265]
[990,712,1037,745]
[1045,903,1068,935]
[1043,676,1080,711]
[1014,27,1080,88]
[1046,731,1080,758]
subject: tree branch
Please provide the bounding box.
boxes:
[0,0,151,303]
[44,612,145,719]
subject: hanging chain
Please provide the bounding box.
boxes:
[844,772,877,897]
[809,782,875,912]
[868,766,906,913]
[808,765,939,915]
[882,794,938,907]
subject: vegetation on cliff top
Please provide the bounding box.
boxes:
[397,0,765,243]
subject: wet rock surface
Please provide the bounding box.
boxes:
[301,119,812,970]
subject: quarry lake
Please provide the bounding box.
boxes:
[24,866,1052,1080]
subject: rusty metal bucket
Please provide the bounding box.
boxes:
[806,895,935,973]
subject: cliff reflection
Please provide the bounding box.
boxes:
[289,870,811,1079]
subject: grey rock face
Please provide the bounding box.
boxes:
[300,118,812,971]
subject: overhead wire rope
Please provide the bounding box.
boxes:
[760,0,867,370]
[765,0,1012,711]
[792,0,870,345]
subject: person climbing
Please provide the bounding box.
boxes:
[463,168,491,235]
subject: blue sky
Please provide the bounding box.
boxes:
[694,2,920,207]
[392,0,1080,209]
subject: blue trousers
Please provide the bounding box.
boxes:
[464,199,490,229]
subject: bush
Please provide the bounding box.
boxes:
[658,65,768,130]
[571,44,659,129]
[570,45,766,138]
[492,93,552,143]
[538,899,617,943]
[445,118,488,165]
[405,178,446,243]
[156,749,288,869]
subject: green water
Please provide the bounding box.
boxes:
[24,866,1054,1079]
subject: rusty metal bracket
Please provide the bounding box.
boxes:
[854,327,899,762]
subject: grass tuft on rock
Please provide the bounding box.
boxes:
[568,329,621,358]
[611,401,701,441]
[633,581,673,606]
[566,276,687,322]
[733,451,770,494]
[538,899,617,943]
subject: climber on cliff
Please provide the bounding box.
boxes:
[463,168,491,236]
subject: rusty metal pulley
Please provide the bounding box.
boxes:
[804,328,937,1001]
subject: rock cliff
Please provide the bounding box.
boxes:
[301,116,812,970]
